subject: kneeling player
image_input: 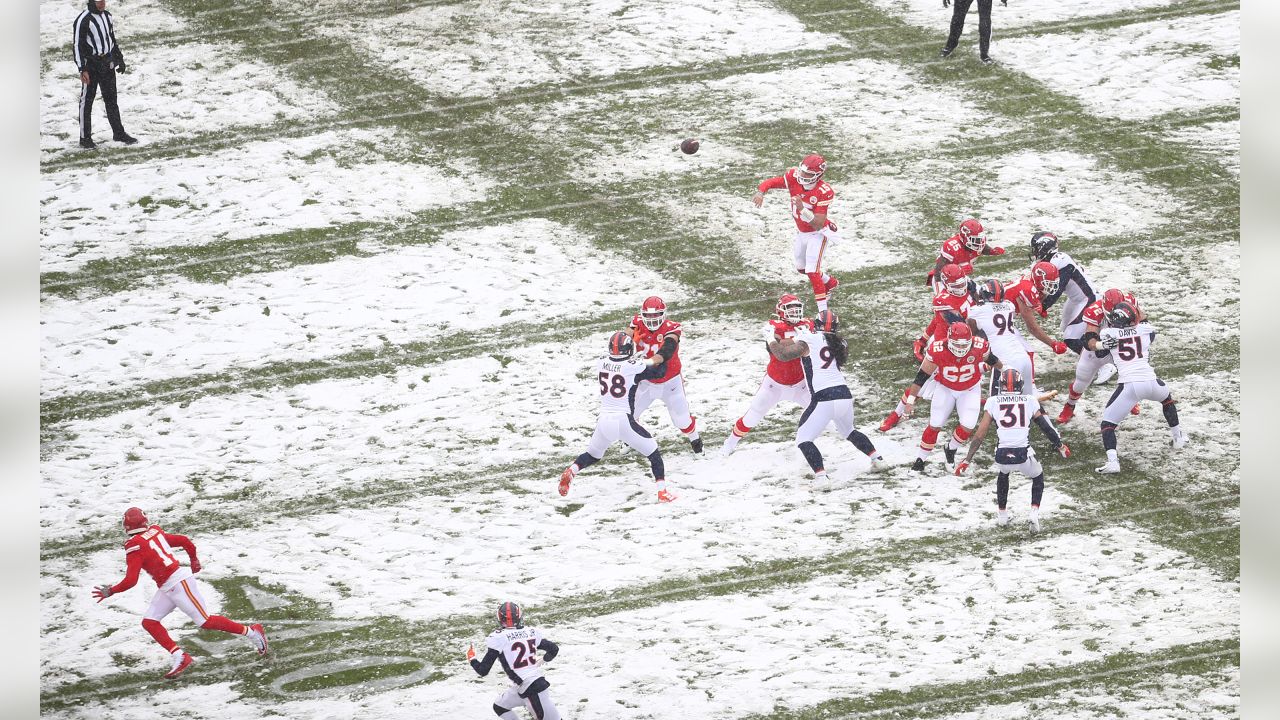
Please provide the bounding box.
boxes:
[560,332,675,503]
[722,294,813,457]
[468,602,562,720]
[957,369,1070,533]
[769,310,887,485]
[893,322,988,473]
[1094,302,1188,474]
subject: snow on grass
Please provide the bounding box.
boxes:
[1166,119,1239,176]
[998,11,1239,121]
[866,0,1178,33]
[40,0,185,52]
[40,218,679,398]
[40,39,337,160]
[39,128,483,275]
[316,0,845,98]
[43,683,258,720]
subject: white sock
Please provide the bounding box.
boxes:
[1106,449,1118,462]
[722,435,740,450]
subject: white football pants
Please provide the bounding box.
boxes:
[739,376,810,428]
[495,685,561,720]
[928,384,982,429]
[632,375,696,435]
[1101,379,1172,425]
[144,568,211,625]
[586,413,658,459]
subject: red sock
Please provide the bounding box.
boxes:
[141,618,178,653]
[920,426,940,451]
[953,426,972,443]
[807,272,828,302]
[201,615,247,636]
[733,418,751,437]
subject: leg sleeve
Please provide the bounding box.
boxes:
[622,416,659,456]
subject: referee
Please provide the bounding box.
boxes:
[940,0,1007,65]
[74,0,137,149]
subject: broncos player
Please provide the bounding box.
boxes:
[629,296,702,454]
[1057,288,1145,424]
[468,602,562,720]
[957,369,1070,533]
[969,265,1068,398]
[721,294,813,457]
[560,331,675,503]
[768,310,887,485]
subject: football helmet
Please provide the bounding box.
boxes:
[1102,288,1127,313]
[496,601,524,629]
[975,278,1004,304]
[607,331,634,359]
[815,310,839,333]
[1031,261,1060,296]
[958,218,986,252]
[946,322,973,357]
[1030,231,1059,261]
[796,154,827,190]
[941,263,968,297]
[1107,301,1139,329]
[640,296,666,331]
[998,368,1025,394]
[775,293,804,324]
[123,507,149,535]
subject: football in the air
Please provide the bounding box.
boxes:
[680,138,700,154]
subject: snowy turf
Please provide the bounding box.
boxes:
[40,218,680,398]
[39,128,485,275]
[1166,119,1239,177]
[866,0,1179,33]
[40,0,185,52]
[997,11,1239,121]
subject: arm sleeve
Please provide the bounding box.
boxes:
[652,336,678,363]
[164,533,198,562]
[538,638,560,662]
[1040,264,1073,310]
[109,551,144,594]
[757,175,787,192]
[470,648,501,677]
[940,310,965,326]
[1033,414,1063,447]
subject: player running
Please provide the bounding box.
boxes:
[91,507,268,679]
[925,218,1006,294]
[1093,301,1188,474]
[560,331,675,503]
[768,310,888,486]
[752,154,842,311]
[629,296,702,454]
[721,294,813,457]
[956,369,1070,533]
[468,602,562,720]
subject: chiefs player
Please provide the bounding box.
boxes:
[925,218,1006,293]
[971,262,1069,397]
[752,154,842,312]
[721,294,814,457]
[1056,288,1145,423]
[628,296,702,453]
[894,323,989,472]
[912,262,974,362]
[92,507,267,679]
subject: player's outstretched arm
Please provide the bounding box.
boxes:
[769,338,809,362]
[93,551,144,601]
[901,360,937,417]
[1017,299,1063,351]
[468,645,500,677]
[958,412,993,474]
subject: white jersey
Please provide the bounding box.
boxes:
[484,625,547,692]
[793,327,847,394]
[968,300,1028,354]
[984,393,1042,449]
[1099,323,1158,382]
[593,357,650,415]
[1048,251,1098,309]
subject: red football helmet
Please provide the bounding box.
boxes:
[123,507,149,535]
[640,296,666,331]
[1031,261,1060,296]
[775,294,804,324]
[958,219,986,252]
[1102,288,1131,313]
[946,322,973,357]
[796,154,826,190]
[941,263,968,297]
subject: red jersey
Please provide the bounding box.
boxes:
[629,315,683,383]
[757,168,835,233]
[112,525,197,593]
[1005,276,1047,318]
[925,335,989,391]
[924,290,972,340]
[938,234,981,275]
[1082,292,1141,329]
[765,318,813,385]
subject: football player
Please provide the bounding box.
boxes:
[628,296,703,454]
[468,602,562,720]
[969,264,1068,398]
[956,369,1070,533]
[888,322,989,473]
[925,218,1006,294]
[911,262,973,363]
[721,294,813,457]
[768,310,888,486]
[560,331,675,503]
[1057,288,1145,424]
[91,508,268,679]
[752,154,842,312]
[1093,301,1187,474]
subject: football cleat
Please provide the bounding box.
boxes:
[1130,404,1141,416]
[997,509,1011,527]
[690,437,704,454]
[1094,364,1117,385]
[657,488,677,503]
[123,507,149,535]
[1027,508,1041,534]
[980,55,995,65]
[943,445,957,466]
[497,601,524,629]
[868,456,890,473]
[640,296,667,331]
[248,624,269,656]
[939,46,954,58]
[1171,428,1188,449]
[79,137,97,149]
[879,411,901,432]
[164,651,194,679]
[911,458,926,473]
[558,467,574,497]
[1095,460,1121,474]
[1056,404,1075,424]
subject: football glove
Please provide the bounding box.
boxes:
[901,398,915,418]
[92,585,113,603]
[763,324,779,344]
[190,559,202,574]
[466,644,476,662]
[1057,443,1071,459]
[989,246,1005,256]
[1099,335,1119,350]
[954,461,969,476]
[1052,341,1068,355]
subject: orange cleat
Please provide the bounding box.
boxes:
[657,489,677,503]
[1057,404,1075,424]
[558,467,574,497]
[879,411,901,432]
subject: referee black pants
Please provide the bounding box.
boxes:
[80,64,126,141]
[944,0,994,59]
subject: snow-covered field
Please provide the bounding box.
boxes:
[39,0,1239,717]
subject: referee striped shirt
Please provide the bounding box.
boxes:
[73,6,121,72]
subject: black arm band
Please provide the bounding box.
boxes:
[986,352,998,366]
[913,369,931,387]
[1034,414,1062,447]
